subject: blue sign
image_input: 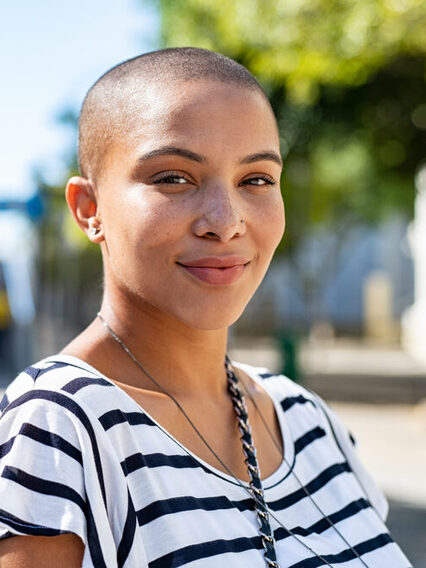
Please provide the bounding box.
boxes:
[0,192,44,221]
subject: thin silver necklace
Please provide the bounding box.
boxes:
[97,312,370,567]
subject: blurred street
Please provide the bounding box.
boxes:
[2,339,426,566]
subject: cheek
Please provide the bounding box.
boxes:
[276,198,286,243]
[108,192,182,253]
[255,195,285,254]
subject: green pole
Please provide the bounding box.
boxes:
[277,334,301,383]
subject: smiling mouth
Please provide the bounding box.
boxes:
[177,259,250,286]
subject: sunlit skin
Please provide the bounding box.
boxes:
[0,80,286,566]
[65,79,284,387]
[97,81,284,332]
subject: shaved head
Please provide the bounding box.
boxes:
[78,47,271,183]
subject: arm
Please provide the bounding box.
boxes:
[0,534,84,568]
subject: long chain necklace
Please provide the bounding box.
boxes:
[225,359,279,566]
[97,312,370,568]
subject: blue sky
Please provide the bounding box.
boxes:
[1,0,159,199]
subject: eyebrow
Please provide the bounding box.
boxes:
[137,146,282,167]
[138,146,205,163]
[240,151,283,167]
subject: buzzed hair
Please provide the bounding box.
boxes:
[78,47,270,182]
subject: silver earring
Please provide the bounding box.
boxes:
[90,226,99,236]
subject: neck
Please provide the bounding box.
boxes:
[98,294,229,400]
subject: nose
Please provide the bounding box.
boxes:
[192,181,246,242]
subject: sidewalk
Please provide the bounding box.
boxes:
[301,340,426,404]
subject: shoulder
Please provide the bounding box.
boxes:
[234,361,354,449]
[233,361,318,410]
[0,356,120,442]
[2,357,93,397]
[0,358,113,550]
[235,364,389,519]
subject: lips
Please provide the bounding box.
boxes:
[177,256,250,285]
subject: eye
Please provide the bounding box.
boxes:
[152,171,191,185]
[240,175,275,187]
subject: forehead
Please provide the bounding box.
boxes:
[120,79,279,150]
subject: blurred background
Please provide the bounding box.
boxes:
[1,0,425,564]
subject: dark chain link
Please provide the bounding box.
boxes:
[225,359,280,568]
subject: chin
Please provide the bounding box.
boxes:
[170,300,249,331]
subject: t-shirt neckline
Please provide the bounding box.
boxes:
[43,354,295,489]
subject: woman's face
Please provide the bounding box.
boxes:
[97,80,285,330]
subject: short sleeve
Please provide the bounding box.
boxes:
[0,390,88,543]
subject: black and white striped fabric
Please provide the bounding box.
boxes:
[0,355,411,567]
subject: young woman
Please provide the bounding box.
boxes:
[0,48,411,567]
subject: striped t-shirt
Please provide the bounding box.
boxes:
[0,355,411,567]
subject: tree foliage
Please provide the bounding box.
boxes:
[161,0,425,101]
[159,0,426,252]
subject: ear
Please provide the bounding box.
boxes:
[65,176,104,243]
